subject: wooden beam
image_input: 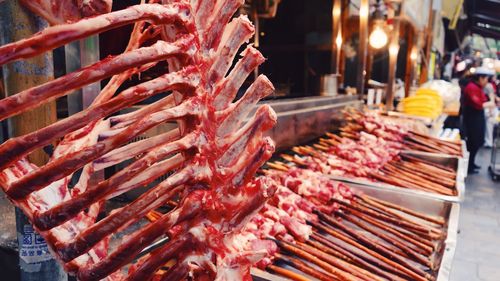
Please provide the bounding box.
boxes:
[386,1,403,111]
[420,0,435,84]
[356,0,369,96]
[404,24,416,97]
[0,2,65,281]
[331,0,342,74]
[0,0,57,166]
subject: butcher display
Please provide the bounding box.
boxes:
[0,1,278,280]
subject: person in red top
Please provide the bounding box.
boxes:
[462,67,497,174]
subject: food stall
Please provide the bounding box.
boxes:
[0,0,483,281]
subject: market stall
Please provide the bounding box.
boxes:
[1,0,498,281]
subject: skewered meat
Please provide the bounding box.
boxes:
[283,131,458,196]
[0,1,277,280]
[342,110,462,156]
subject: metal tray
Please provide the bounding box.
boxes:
[252,182,460,281]
[331,151,466,203]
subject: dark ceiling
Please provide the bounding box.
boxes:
[466,0,500,39]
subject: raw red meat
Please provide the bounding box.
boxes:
[0,1,276,280]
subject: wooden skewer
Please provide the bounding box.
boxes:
[388,159,456,187]
[314,143,330,152]
[401,154,456,174]
[404,141,442,154]
[332,198,435,238]
[409,162,457,180]
[267,162,290,172]
[359,194,445,226]
[274,239,361,281]
[294,241,383,281]
[394,162,456,189]
[408,132,461,154]
[405,135,458,155]
[267,264,312,281]
[354,199,443,238]
[317,212,433,271]
[380,168,455,196]
[409,131,461,148]
[275,253,337,281]
[382,164,452,192]
[309,234,407,281]
[382,163,454,193]
[346,208,435,254]
[310,221,430,281]
[335,211,433,269]
[371,170,454,196]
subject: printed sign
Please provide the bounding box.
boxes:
[18,224,53,264]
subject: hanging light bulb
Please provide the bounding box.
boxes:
[369,24,388,49]
[336,30,343,48]
[410,47,418,61]
[369,0,388,49]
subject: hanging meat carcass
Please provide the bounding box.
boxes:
[0,1,277,280]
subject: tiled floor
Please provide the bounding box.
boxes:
[450,148,500,281]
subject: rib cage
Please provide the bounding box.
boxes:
[0,1,277,280]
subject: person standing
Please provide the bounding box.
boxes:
[462,67,497,174]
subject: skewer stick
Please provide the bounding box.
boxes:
[354,200,443,239]
[335,211,433,268]
[309,234,406,281]
[317,212,432,270]
[275,253,338,281]
[267,162,290,172]
[405,135,458,155]
[401,154,456,174]
[380,168,455,196]
[313,143,330,152]
[267,265,312,281]
[294,241,384,281]
[274,239,361,281]
[347,209,436,253]
[392,162,456,188]
[310,221,430,281]
[332,198,435,237]
[381,165,454,195]
[359,194,445,226]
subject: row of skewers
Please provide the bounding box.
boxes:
[340,110,463,157]
[263,168,447,281]
[272,132,458,196]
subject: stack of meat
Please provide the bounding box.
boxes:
[275,132,458,196]
[0,1,280,280]
[341,110,463,156]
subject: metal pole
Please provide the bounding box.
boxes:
[357,0,369,97]
[0,1,66,280]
